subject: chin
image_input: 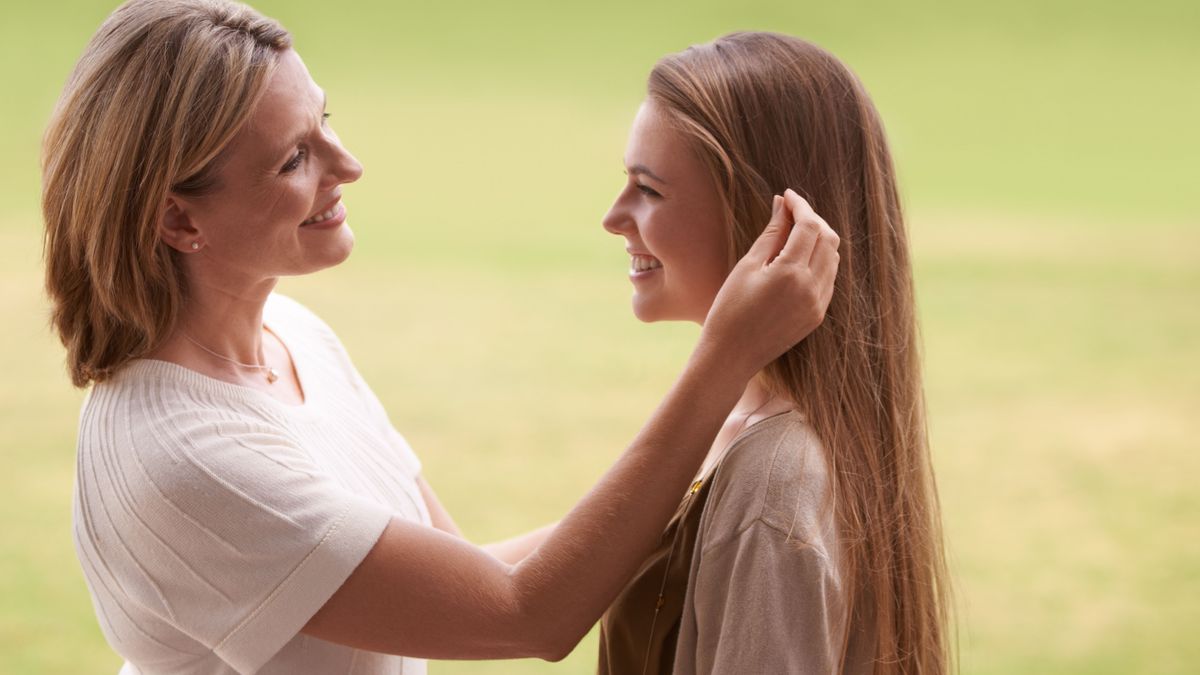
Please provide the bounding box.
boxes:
[630,290,661,322]
[631,295,698,324]
[330,220,355,247]
[303,225,355,273]
[631,304,660,323]
[329,227,355,264]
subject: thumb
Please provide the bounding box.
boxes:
[745,195,790,264]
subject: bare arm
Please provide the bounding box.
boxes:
[305,349,751,661]
[417,476,464,538]
[482,522,558,565]
[303,191,840,661]
[420,474,556,564]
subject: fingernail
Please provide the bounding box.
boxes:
[772,195,782,214]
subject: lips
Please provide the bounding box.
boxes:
[301,196,341,226]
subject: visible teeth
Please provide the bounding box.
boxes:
[303,203,339,225]
[630,255,663,273]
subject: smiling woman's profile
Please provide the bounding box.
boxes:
[598,32,951,675]
[604,101,730,324]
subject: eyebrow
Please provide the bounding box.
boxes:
[627,163,668,184]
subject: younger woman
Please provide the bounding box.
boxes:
[599,32,951,674]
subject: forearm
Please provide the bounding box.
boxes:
[507,344,748,654]
[303,347,749,662]
[483,522,558,565]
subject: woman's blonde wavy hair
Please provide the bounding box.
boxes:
[43,0,290,387]
[649,32,952,673]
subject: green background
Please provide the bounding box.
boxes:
[2,0,1197,673]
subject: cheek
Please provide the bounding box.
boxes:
[206,191,302,249]
[685,253,730,310]
[653,222,728,287]
[250,185,313,236]
[268,182,314,221]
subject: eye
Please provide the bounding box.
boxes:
[321,112,332,126]
[636,183,662,198]
[281,148,307,174]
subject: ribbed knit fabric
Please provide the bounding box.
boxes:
[73,294,431,675]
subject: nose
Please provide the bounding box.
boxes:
[333,144,364,185]
[602,192,633,237]
[321,131,364,189]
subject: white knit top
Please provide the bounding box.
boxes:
[72,294,431,675]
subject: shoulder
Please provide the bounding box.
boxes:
[82,359,286,434]
[76,364,380,541]
[77,362,311,501]
[702,411,836,554]
[73,361,393,670]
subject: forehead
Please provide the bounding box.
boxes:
[226,49,322,158]
[624,100,709,187]
[625,101,682,164]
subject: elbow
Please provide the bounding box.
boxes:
[498,562,598,662]
[503,605,585,662]
[486,628,575,662]
[504,585,589,662]
[533,629,583,663]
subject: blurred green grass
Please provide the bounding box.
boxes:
[1,1,1197,673]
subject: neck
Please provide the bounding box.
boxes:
[735,373,775,414]
[165,277,278,365]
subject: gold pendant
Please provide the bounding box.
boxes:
[266,368,279,384]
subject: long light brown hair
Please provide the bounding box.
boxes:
[649,32,951,673]
[42,0,290,387]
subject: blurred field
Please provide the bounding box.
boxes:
[1,0,1197,673]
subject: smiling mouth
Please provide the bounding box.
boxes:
[301,200,342,226]
[630,254,663,274]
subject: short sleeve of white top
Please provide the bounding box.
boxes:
[72,294,431,675]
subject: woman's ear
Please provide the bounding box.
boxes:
[158,196,204,253]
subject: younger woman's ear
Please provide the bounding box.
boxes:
[158,196,203,253]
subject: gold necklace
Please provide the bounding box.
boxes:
[182,331,280,384]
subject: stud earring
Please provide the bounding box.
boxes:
[190,241,200,250]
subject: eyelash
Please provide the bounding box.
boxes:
[281,149,306,173]
[280,113,333,174]
[636,183,662,198]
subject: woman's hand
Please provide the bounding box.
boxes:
[698,189,840,379]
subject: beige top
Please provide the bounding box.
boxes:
[672,411,874,674]
[597,443,717,674]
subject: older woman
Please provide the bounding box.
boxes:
[43,2,839,674]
